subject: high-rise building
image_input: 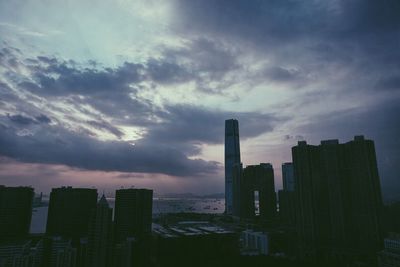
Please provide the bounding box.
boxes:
[46,187,98,239]
[282,162,295,192]
[240,164,277,220]
[225,119,241,214]
[114,189,153,243]
[292,136,383,263]
[0,186,34,240]
[86,195,113,267]
[232,163,277,220]
[232,163,243,217]
[279,163,296,227]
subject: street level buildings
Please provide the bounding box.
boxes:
[378,233,400,267]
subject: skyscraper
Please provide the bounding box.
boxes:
[232,163,277,220]
[293,136,383,263]
[0,186,34,240]
[279,163,296,226]
[46,187,98,239]
[282,162,295,192]
[232,163,243,217]
[240,164,277,220]
[225,119,241,214]
[114,188,153,243]
[86,195,113,267]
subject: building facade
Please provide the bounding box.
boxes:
[86,195,113,267]
[233,164,277,220]
[293,136,383,263]
[279,163,296,227]
[225,119,241,214]
[282,162,295,192]
[46,187,98,239]
[114,188,153,243]
[0,186,34,241]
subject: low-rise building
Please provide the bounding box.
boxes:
[152,222,238,266]
[241,230,269,255]
[378,234,400,267]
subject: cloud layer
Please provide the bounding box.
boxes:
[0,0,399,197]
[0,45,281,178]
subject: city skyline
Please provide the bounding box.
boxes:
[0,133,392,266]
[0,0,399,200]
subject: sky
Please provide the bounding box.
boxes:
[0,0,399,199]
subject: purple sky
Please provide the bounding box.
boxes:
[0,0,399,199]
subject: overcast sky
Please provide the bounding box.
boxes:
[0,0,399,199]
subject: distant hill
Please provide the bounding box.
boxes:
[158,192,224,199]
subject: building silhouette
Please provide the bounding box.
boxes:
[86,195,113,267]
[225,119,241,214]
[46,187,98,239]
[241,164,277,220]
[279,163,296,227]
[293,136,383,263]
[114,188,153,243]
[232,164,277,220]
[0,186,34,241]
[282,162,295,192]
[232,163,243,217]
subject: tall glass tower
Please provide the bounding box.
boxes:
[225,119,241,214]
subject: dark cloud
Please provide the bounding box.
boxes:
[375,76,400,91]
[0,100,282,176]
[146,104,283,145]
[86,120,124,138]
[35,114,51,124]
[36,56,57,65]
[0,46,282,175]
[263,66,305,84]
[0,122,220,177]
[283,134,304,141]
[172,0,400,93]
[173,0,400,44]
[28,61,144,96]
[18,39,238,98]
[145,59,193,84]
[7,114,36,125]
[160,38,240,93]
[6,114,51,125]
[164,38,238,74]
